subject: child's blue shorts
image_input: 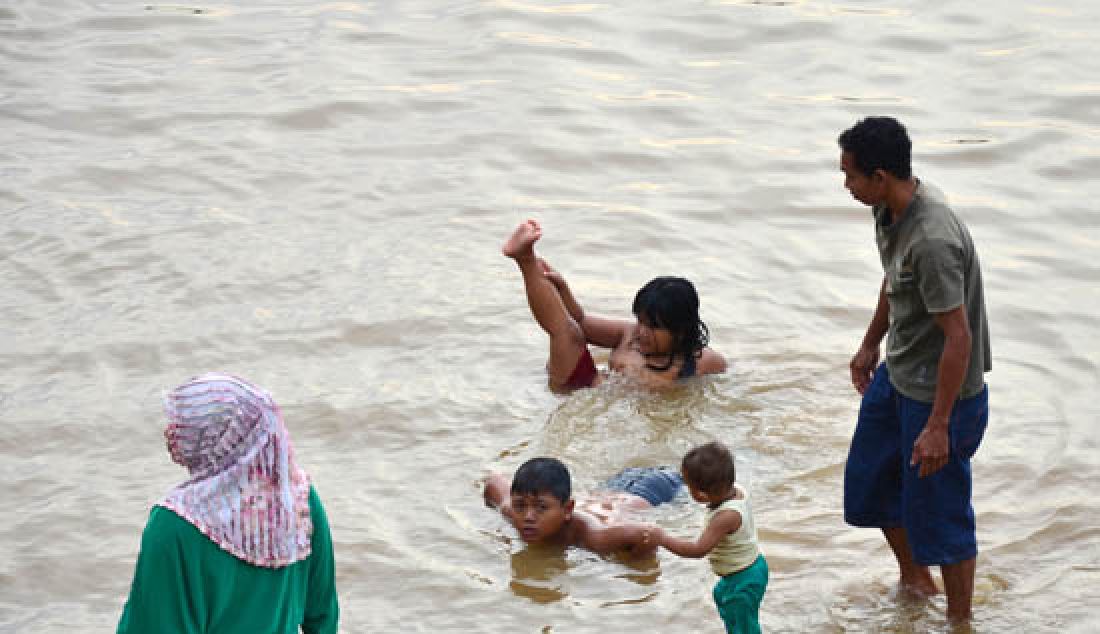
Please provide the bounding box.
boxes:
[604,466,683,506]
[844,363,989,566]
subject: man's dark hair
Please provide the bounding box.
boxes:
[837,116,912,179]
[632,276,710,371]
[511,457,571,503]
[681,441,736,495]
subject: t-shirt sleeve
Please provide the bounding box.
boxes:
[302,487,339,634]
[914,238,965,314]
[116,508,201,634]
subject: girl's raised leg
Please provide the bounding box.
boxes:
[503,220,586,389]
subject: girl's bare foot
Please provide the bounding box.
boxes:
[502,219,542,258]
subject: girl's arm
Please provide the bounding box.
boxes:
[541,260,631,349]
[653,509,742,558]
[540,260,585,324]
[579,314,633,349]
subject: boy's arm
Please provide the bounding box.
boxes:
[653,509,742,559]
[483,473,511,510]
[583,523,659,558]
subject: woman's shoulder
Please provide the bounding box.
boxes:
[308,484,323,509]
[140,505,201,552]
[696,347,728,375]
[307,484,334,538]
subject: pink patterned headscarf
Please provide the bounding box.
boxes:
[160,373,312,568]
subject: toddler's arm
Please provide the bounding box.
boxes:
[652,509,742,558]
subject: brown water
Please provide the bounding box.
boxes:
[2,1,1098,632]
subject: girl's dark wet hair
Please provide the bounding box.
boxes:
[632,276,710,371]
[681,441,736,495]
[837,116,912,180]
[511,457,571,504]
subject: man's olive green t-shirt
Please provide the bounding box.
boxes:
[874,180,991,402]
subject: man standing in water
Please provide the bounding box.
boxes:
[838,116,991,623]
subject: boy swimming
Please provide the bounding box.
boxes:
[651,442,768,634]
[502,219,726,391]
[484,457,682,557]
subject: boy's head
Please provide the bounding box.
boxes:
[681,441,736,502]
[509,457,574,543]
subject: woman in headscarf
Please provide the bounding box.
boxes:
[117,373,339,634]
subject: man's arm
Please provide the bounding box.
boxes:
[910,305,971,478]
[851,277,889,394]
[652,510,742,559]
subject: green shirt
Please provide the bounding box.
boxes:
[874,180,991,402]
[117,486,339,634]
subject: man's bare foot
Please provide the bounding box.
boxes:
[899,572,941,599]
[946,611,975,630]
[502,219,542,258]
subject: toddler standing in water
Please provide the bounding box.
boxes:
[651,442,768,634]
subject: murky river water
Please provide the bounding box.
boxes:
[2,1,1098,632]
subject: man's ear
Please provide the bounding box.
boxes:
[564,498,575,520]
[872,168,887,182]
